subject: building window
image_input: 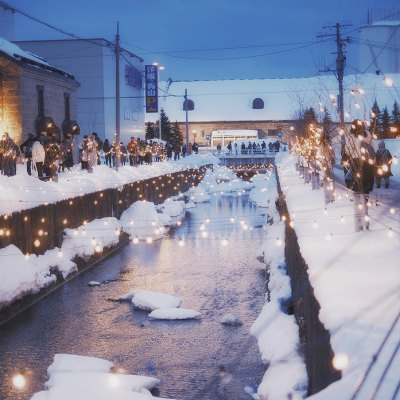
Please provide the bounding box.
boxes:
[125,65,142,89]
[132,111,138,121]
[268,129,279,136]
[201,130,205,137]
[183,99,194,111]
[64,93,70,120]
[37,86,44,117]
[252,98,264,109]
[124,108,131,120]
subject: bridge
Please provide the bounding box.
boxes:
[214,150,278,169]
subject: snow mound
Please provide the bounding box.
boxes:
[160,199,186,217]
[221,313,243,326]
[47,354,113,375]
[120,201,168,240]
[186,183,211,203]
[131,290,182,311]
[149,308,201,320]
[45,372,160,392]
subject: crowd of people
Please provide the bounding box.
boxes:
[217,140,282,155]
[0,131,200,180]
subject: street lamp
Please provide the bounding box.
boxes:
[153,63,164,141]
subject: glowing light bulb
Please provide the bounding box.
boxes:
[108,374,119,388]
[200,223,205,231]
[205,218,210,224]
[221,239,228,246]
[201,231,208,238]
[276,237,282,246]
[57,250,63,258]
[132,236,139,244]
[178,239,185,247]
[281,215,287,222]
[390,208,395,215]
[332,353,349,371]
[146,237,153,244]
[95,245,102,252]
[341,215,345,223]
[12,374,26,389]
[230,217,236,223]
[34,239,40,247]
[177,220,182,226]
[388,228,394,238]
[289,221,295,228]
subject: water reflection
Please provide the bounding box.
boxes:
[0,193,267,400]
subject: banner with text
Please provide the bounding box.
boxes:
[145,65,158,113]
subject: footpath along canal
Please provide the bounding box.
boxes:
[0,192,269,400]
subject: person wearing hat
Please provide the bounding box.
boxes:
[375,141,393,188]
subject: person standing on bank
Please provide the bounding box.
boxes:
[86,135,97,173]
[375,141,393,189]
[31,137,45,179]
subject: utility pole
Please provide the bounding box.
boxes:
[115,21,121,170]
[318,23,351,129]
[184,89,189,155]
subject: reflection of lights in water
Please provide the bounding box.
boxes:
[12,374,26,389]
[332,353,349,371]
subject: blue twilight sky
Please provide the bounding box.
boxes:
[8,0,400,81]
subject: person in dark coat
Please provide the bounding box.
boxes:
[59,136,73,172]
[103,139,111,167]
[0,132,18,176]
[20,133,35,175]
[375,141,393,188]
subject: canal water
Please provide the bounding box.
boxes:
[0,193,268,400]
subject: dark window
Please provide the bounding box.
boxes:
[125,65,142,89]
[37,86,44,117]
[268,129,279,136]
[64,93,70,120]
[183,99,194,111]
[252,98,264,109]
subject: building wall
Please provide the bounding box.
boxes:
[176,120,294,145]
[0,54,79,144]
[102,46,145,145]
[16,39,145,143]
[0,60,22,142]
[19,68,79,141]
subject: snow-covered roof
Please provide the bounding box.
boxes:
[147,74,400,124]
[371,19,400,26]
[0,36,75,80]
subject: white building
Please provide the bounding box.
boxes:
[16,39,145,144]
[359,10,400,75]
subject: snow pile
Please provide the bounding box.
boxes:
[30,354,171,400]
[201,167,252,194]
[148,308,201,320]
[221,313,243,326]
[129,290,182,311]
[62,218,121,261]
[0,217,122,309]
[185,183,211,203]
[120,201,169,241]
[157,198,186,226]
[249,171,278,210]
[251,200,307,400]
[277,153,400,400]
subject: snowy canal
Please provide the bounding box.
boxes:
[0,192,269,400]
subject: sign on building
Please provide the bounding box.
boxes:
[145,64,158,113]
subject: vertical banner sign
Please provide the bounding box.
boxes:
[145,65,158,113]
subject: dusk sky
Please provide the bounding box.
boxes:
[10,0,400,81]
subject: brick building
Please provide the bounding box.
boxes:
[0,37,80,145]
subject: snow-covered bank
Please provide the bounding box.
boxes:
[276,153,400,400]
[251,171,308,400]
[0,154,219,216]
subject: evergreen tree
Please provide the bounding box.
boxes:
[391,101,400,136]
[171,121,183,145]
[369,100,382,138]
[322,108,333,143]
[145,122,157,140]
[380,107,390,139]
[159,109,172,142]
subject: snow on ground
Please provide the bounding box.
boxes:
[276,152,400,400]
[221,313,243,326]
[0,154,219,216]
[130,290,182,311]
[251,173,308,400]
[31,354,172,400]
[148,308,201,320]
